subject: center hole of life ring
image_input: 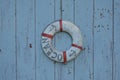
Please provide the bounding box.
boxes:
[52,32,72,52]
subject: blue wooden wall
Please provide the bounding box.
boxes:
[0,0,120,80]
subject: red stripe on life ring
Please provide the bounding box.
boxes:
[59,19,63,32]
[63,51,67,63]
[42,33,53,39]
[72,44,83,50]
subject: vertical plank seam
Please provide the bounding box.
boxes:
[73,0,75,80]
[93,0,95,80]
[112,0,114,80]
[15,0,17,79]
[34,0,36,80]
[54,0,56,20]
[60,0,62,19]
[54,0,56,80]
[60,1,62,80]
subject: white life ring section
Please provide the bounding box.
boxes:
[41,20,83,63]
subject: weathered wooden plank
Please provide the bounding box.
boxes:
[36,0,55,80]
[113,0,120,80]
[75,0,94,80]
[0,0,16,80]
[54,1,62,80]
[54,0,74,80]
[94,0,113,80]
[54,0,61,20]
[16,0,35,80]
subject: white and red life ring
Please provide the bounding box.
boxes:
[41,20,83,63]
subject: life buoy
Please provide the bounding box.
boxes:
[41,20,83,63]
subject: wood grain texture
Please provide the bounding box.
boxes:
[16,0,35,80]
[113,0,120,80]
[75,0,94,80]
[94,0,113,80]
[54,1,62,80]
[36,0,55,80]
[54,0,74,80]
[0,0,16,80]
